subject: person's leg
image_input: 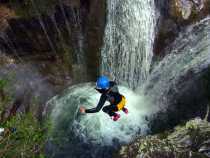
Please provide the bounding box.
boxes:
[102,105,120,121]
[102,105,118,117]
[122,107,128,114]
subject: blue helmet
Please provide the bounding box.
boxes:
[96,76,110,89]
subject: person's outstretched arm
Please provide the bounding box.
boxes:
[85,94,107,113]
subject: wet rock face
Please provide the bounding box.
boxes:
[0,0,105,86]
[0,5,16,32]
[169,0,209,21]
[154,0,210,56]
[0,0,106,121]
[116,118,210,158]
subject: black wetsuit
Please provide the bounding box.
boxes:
[85,81,122,116]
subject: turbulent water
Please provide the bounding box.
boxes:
[48,1,158,157]
[47,84,155,157]
[44,0,210,155]
[101,0,156,89]
[48,17,210,158]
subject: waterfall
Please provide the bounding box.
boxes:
[47,17,210,158]
[101,0,156,89]
[47,84,152,158]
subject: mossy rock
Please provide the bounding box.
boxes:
[0,113,50,158]
[9,0,58,18]
[169,0,209,23]
[117,118,210,158]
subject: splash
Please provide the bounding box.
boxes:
[48,18,210,158]
[49,83,156,146]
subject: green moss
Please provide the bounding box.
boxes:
[0,78,51,157]
[0,79,11,121]
[0,80,8,90]
[157,131,171,139]
[9,0,58,18]
[119,118,210,158]
[191,152,209,158]
[56,40,73,75]
[0,113,49,158]
[63,45,73,73]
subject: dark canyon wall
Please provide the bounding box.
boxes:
[154,0,210,57]
[0,0,106,89]
[0,0,106,119]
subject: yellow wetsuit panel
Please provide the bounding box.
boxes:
[117,96,126,110]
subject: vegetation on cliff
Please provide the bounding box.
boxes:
[0,78,50,158]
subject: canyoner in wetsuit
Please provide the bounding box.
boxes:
[79,76,128,121]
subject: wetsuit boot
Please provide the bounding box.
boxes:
[122,107,128,114]
[112,113,120,121]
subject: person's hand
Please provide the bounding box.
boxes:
[79,106,86,114]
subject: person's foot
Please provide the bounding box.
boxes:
[122,108,128,114]
[112,113,120,121]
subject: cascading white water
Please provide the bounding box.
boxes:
[47,84,157,158]
[50,84,152,144]
[48,18,210,158]
[46,0,210,155]
[47,2,158,157]
[101,0,156,89]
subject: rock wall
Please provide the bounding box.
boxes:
[0,0,106,120]
[154,0,210,57]
[0,0,106,89]
[116,117,210,158]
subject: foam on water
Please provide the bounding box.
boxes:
[49,83,158,145]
